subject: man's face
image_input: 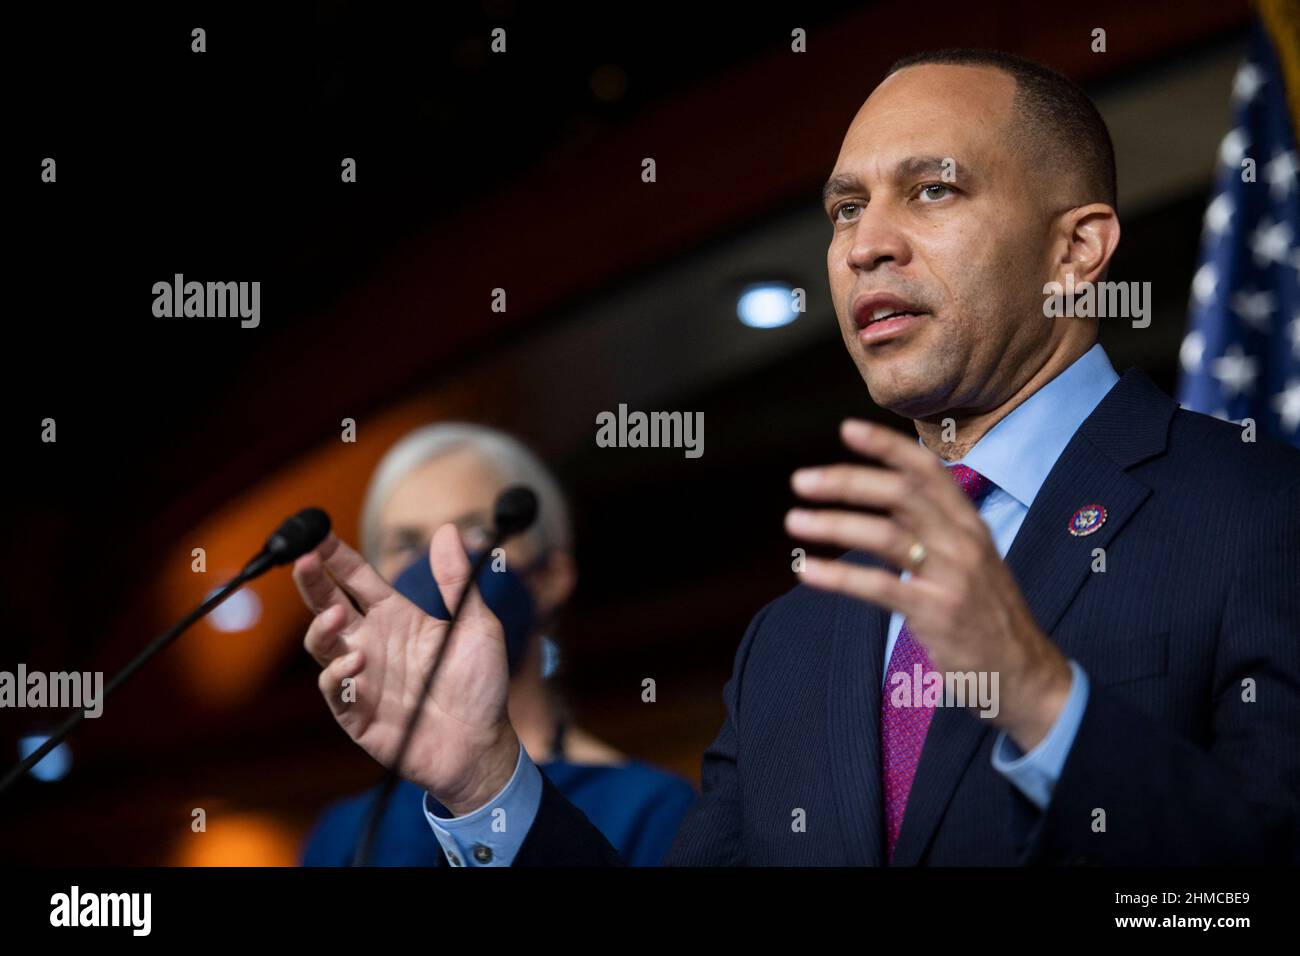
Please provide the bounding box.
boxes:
[825,64,1063,420]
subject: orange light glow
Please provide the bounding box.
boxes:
[153,399,461,710]
[170,810,304,866]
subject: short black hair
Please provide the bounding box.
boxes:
[887,49,1117,210]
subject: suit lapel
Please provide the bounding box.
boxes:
[888,368,1174,865]
[826,569,887,866]
[1003,367,1173,655]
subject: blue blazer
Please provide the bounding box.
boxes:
[515,368,1300,865]
[303,758,696,867]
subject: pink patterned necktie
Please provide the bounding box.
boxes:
[881,463,992,861]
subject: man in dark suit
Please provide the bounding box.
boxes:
[291,49,1300,865]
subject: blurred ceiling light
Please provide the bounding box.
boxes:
[737,281,798,329]
[18,735,71,782]
[207,586,263,633]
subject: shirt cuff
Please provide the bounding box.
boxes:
[991,659,1090,810]
[422,742,544,867]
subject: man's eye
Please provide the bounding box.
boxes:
[461,525,493,551]
[833,202,862,223]
[918,183,954,202]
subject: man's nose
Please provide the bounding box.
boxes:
[844,204,911,272]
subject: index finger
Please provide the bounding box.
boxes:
[840,419,946,475]
[839,419,975,518]
[291,548,362,625]
[316,532,395,610]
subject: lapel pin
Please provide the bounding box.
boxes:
[1068,504,1107,536]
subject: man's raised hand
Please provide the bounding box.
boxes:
[292,523,520,816]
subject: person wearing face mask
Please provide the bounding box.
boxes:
[301,423,696,866]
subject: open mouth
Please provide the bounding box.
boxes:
[861,308,925,327]
[852,296,929,345]
[851,294,929,331]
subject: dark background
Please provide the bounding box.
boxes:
[2,0,1251,862]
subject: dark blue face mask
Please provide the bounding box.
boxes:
[392,550,538,676]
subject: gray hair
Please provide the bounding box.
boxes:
[360,422,573,567]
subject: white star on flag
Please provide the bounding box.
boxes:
[1210,344,1259,397]
[1180,330,1206,373]
[1203,193,1234,238]
[1231,62,1265,103]
[1230,289,1276,332]
[1271,379,1300,433]
[1250,217,1292,268]
[1219,127,1250,168]
[1265,149,1298,200]
[1192,262,1218,305]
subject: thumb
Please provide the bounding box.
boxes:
[428,523,497,629]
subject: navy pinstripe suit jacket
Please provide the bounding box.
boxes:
[516,368,1300,865]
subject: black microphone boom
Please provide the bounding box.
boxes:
[0,507,332,796]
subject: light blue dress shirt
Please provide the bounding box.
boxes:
[426,343,1119,864]
[422,739,543,866]
[886,342,1117,808]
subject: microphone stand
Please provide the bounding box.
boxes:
[0,564,259,795]
[0,507,330,796]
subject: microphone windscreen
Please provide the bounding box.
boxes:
[266,507,332,564]
[494,486,538,538]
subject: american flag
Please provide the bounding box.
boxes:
[1178,17,1300,446]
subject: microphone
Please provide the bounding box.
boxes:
[0,507,332,796]
[493,486,538,538]
[351,486,538,866]
[241,507,332,577]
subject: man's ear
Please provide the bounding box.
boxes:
[1053,203,1120,287]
